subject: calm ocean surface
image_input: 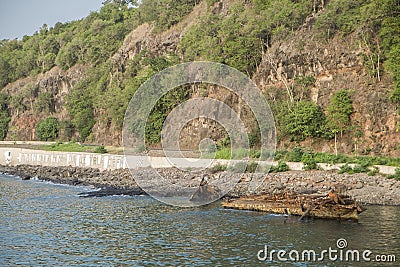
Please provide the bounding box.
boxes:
[1,174,399,266]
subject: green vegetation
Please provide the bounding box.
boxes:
[94,145,108,154]
[0,1,137,87]
[302,152,318,171]
[0,1,195,141]
[39,142,107,153]
[0,93,10,140]
[210,163,227,173]
[139,0,201,32]
[145,85,190,144]
[387,168,400,180]
[65,80,96,142]
[270,161,290,173]
[368,166,380,177]
[326,90,353,155]
[204,146,400,169]
[227,160,289,173]
[338,164,370,175]
[314,0,400,111]
[180,0,314,75]
[228,161,259,173]
[378,1,400,112]
[337,163,383,176]
[202,148,262,160]
[0,0,399,155]
[36,117,59,141]
[276,147,400,167]
[282,101,327,141]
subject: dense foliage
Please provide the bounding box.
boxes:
[180,0,314,75]
[327,90,353,136]
[0,2,138,88]
[36,117,59,141]
[0,93,10,140]
[0,0,399,144]
[282,101,327,141]
[139,0,201,31]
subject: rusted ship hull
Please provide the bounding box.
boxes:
[222,194,365,221]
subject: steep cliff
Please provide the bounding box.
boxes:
[253,14,399,155]
[2,65,87,141]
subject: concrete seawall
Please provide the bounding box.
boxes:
[0,148,127,170]
[0,147,221,170]
[0,147,397,174]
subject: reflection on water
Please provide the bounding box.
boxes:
[1,174,399,266]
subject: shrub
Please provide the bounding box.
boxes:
[0,112,10,140]
[210,163,227,173]
[228,161,258,173]
[387,168,400,181]
[338,164,354,174]
[286,147,305,162]
[36,117,59,141]
[246,161,259,173]
[270,161,289,173]
[352,164,370,173]
[273,150,285,161]
[94,146,107,154]
[338,164,370,174]
[302,153,318,170]
[314,152,350,164]
[282,101,327,141]
[59,120,74,141]
[368,166,380,177]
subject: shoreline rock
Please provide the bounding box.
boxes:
[1,164,400,205]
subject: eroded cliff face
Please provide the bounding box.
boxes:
[3,65,87,141]
[2,1,399,156]
[253,15,399,156]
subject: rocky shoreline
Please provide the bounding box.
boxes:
[1,164,400,205]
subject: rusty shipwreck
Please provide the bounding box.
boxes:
[222,192,366,221]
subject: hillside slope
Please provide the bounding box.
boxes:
[0,0,399,156]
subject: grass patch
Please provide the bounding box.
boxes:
[277,147,400,167]
[38,142,108,154]
[192,146,399,168]
[387,168,400,180]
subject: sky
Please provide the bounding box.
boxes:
[0,0,105,40]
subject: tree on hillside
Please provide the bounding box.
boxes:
[36,117,59,141]
[326,90,353,155]
[0,93,10,140]
[283,101,326,141]
[139,0,200,31]
[66,86,96,142]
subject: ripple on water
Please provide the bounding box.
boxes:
[1,174,399,266]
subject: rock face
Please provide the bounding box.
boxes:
[3,65,87,141]
[253,23,399,156]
